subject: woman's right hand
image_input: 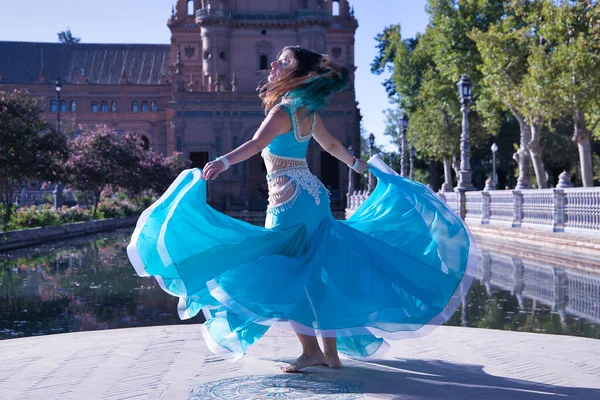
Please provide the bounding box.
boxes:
[202,159,227,181]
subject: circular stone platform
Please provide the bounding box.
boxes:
[0,325,599,400]
[189,374,363,399]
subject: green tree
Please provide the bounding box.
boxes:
[121,145,191,200]
[471,0,552,188]
[538,0,600,186]
[0,90,68,230]
[371,24,403,99]
[64,125,130,215]
[57,29,81,44]
[372,2,506,189]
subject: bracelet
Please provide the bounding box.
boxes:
[350,157,361,171]
[216,156,230,171]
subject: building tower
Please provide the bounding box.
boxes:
[169,0,205,91]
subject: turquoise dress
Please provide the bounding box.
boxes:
[127,104,476,361]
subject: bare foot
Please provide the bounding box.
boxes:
[325,352,343,369]
[281,352,327,373]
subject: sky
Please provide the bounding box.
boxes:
[0,0,429,150]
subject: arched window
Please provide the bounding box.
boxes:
[60,101,67,112]
[332,0,340,16]
[260,55,268,70]
[151,101,158,112]
[50,100,57,112]
[141,135,150,150]
[69,100,76,112]
[91,102,99,113]
[187,0,194,16]
[132,101,139,112]
[101,101,108,113]
[111,101,117,112]
[141,101,149,112]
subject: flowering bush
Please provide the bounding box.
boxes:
[97,197,143,219]
[9,205,62,230]
[57,205,93,224]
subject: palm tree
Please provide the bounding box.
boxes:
[57,29,81,44]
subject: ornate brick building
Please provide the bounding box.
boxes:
[0,0,360,210]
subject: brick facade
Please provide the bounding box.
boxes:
[0,0,360,210]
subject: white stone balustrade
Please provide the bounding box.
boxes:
[13,190,80,208]
[346,184,600,235]
[563,188,600,232]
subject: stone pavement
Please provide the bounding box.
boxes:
[1,325,599,400]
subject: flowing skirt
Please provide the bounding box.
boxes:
[127,156,476,360]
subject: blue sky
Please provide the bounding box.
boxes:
[0,0,429,150]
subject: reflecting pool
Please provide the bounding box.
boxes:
[1,229,599,340]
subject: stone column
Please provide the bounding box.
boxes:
[53,184,64,209]
[512,190,523,228]
[553,171,571,232]
[552,189,565,233]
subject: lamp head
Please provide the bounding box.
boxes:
[400,112,409,131]
[368,133,375,147]
[457,74,472,102]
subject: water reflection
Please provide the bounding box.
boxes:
[445,248,600,338]
[1,231,599,340]
[0,230,199,340]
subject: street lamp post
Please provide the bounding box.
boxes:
[456,74,475,192]
[346,145,356,211]
[409,145,416,181]
[368,133,376,192]
[400,113,408,177]
[55,78,62,134]
[491,142,499,188]
[54,78,63,209]
[347,145,355,195]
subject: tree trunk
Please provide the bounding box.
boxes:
[573,109,594,187]
[429,160,440,191]
[92,188,102,219]
[528,120,548,189]
[443,156,454,191]
[512,110,532,189]
[1,178,16,231]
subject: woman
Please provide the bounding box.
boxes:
[128,46,475,373]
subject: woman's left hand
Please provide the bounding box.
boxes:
[353,159,369,174]
[202,159,226,181]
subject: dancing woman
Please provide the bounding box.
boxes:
[128,45,475,373]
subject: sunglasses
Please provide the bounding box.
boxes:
[276,58,290,69]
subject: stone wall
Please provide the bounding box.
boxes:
[0,217,139,252]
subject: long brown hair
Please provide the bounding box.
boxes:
[258,46,349,114]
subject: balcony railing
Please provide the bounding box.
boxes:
[295,9,331,20]
[196,9,233,20]
[196,8,330,23]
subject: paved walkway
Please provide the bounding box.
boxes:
[1,326,599,400]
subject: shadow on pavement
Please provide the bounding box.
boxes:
[273,357,599,399]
